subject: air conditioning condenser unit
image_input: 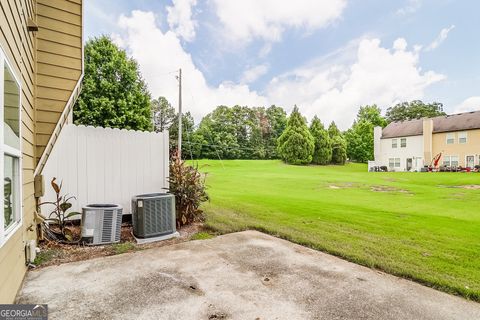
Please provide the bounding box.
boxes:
[81,204,122,245]
[132,193,176,239]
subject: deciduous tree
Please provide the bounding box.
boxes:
[74,36,152,131]
[345,105,386,162]
[385,100,445,123]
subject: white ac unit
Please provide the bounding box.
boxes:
[81,204,122,245]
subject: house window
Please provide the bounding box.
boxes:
[446,133,455,144]
[392,139,397,148]
[451,156,459,167]
[389,158,400,168]
[395,158,400,167]
[0,47,22,247]
[443,156,459,167]
[458,132,467,144]
[400,138,407,148]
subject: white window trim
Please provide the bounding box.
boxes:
[465,155,475,168]
[394,158,401,168]
[0,45,23,248]
[458,131,467,144]
[400,138,407,148]
[446,133,455,144]
[443,155,459,167]
[391,139,397,148]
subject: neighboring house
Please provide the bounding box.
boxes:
[372,111,480,171]
[0,0,83,303]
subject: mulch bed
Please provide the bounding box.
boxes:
[34,223,205,268]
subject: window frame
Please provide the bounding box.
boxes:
[446,133,455,145]
[0,46,23,248]
[394,158,401,168]
[400,138,407,148]
[450,155,459,167]
[458,131,467,144]
[442,155,451,167]
[388,158,394,168]
[391,139,397,148]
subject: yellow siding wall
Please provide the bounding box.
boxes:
[35,0,82,163]
[0,0,83,303]
[432,129,480,167]
[0,0,37,303]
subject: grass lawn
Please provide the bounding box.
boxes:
[195,160,480,301]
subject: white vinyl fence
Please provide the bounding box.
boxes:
[41,124,169,215]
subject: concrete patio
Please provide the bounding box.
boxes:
[17,231,480,320]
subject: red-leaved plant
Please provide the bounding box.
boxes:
[167,154,209,226]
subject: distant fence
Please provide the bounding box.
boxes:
[41,124,169,214]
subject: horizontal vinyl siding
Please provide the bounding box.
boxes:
[0,0,36,303]
[35,0,82,163]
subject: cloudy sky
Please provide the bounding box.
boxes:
[85,0,480,129]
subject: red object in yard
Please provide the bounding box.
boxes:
[432,153,442,168]
[466,167,471,172]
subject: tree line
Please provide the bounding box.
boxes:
[74,36,447,165]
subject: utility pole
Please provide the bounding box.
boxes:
[177,68,182,158]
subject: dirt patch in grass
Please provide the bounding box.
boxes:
[327,182,362,189]
[370,185,412,194]
[438,184,480,190]
[455,185,480,190]
[327,183,413,194]
[34,223,204,268]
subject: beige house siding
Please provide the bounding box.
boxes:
[35,0,82,163]
[432,129,480,167]
[0,0,83,303]
[0,0,37,303]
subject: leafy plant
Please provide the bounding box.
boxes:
[167,154,209,226]
[38,178,80,242]
[73,36,153,131]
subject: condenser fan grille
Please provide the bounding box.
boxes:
[132,194,176,238]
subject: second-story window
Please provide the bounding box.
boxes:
[392,139,397,148]
[400,138,407,148]
[458,132,467,144]
[446,133,455,144]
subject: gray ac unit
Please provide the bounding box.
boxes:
[132,193,176,238]
[81,204,122,245]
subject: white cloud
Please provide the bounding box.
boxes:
[117,11,266,121]
[397,0,422,15]
[266,38,446,129]
[240,64,269,84]
[212,0,346,43]
[166,0,198,42]
[454,96,480,113]
[115,11,445,131]
[425,25,455,51]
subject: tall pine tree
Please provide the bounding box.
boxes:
[277,106,314,165]
[328,121,347,165]
[309,116,332,165]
